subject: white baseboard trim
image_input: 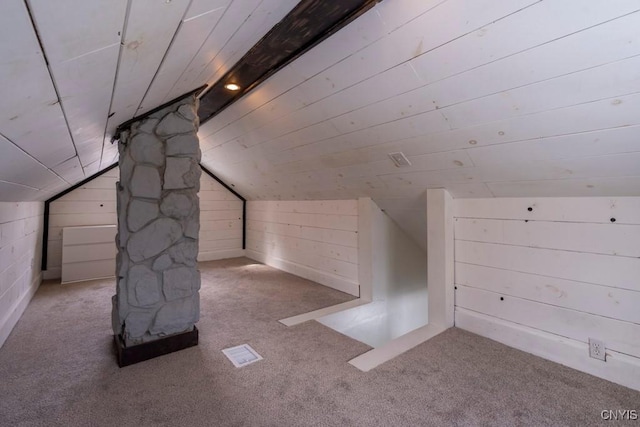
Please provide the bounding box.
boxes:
[0,272,42,349]
[246,249,359,296]
[279,299,370,326]
[42,267,61,280]
[61,275,115,285]
[45,249,247,278]
[455,307,640,391]
[349,323,448,372]
[198,249,245,262]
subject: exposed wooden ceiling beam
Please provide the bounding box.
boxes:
[197,0,381,125]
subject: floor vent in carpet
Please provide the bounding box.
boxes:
[222,344,263,368]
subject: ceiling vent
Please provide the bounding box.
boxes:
[388,152,412,168]
[222,344,263,368]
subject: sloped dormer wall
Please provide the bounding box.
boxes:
[44,167,243,279]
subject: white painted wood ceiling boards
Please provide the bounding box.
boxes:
[0,0,638,247]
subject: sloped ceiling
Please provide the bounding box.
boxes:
[2,1,640,250]
[0,0,298,200]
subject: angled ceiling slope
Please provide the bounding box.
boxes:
[0,0,301,201]
[197,0,640,249]
[197,0,380,123]
[2,1,640,251]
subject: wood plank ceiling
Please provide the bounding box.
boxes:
[2,0,640,249]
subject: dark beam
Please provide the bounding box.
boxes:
[198,0,381,124]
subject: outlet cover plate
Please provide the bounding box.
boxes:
[589,338,606,361]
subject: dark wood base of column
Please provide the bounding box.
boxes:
[114,326,199,367]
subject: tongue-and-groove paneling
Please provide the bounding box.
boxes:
[197,0,640,249]
[0,202,43,349]
[0,0,73,200]
[137,4,229,118]
[44,166,244,279]
[28,0,127,172]
[2,0,640,255]
[453,196,640,391]
[246,200,360,296]
[1,0,303,199]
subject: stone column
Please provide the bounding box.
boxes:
[112,95,201,366]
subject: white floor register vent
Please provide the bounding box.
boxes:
[222,344,263,368]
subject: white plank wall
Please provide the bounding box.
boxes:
[246,200,359,296]
[453,197,640,391]
[45,166,244,278]
[0,202,43,348]
[61,225,116,283]
[46,168,118,279]
[198,174,244,261]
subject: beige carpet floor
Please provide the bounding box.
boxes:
[1,257,638,426]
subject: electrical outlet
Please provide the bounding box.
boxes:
[589,338,606,361]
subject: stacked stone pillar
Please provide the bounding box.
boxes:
[112,95,201,364]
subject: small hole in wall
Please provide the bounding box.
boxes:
[527,207,533,212]
[100,204,104,207]
[610,218,616,223]
[454,286,457,290]
[500,297,504,301]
